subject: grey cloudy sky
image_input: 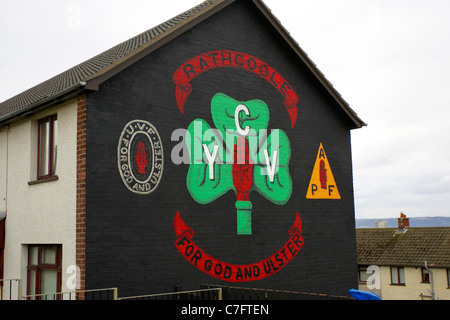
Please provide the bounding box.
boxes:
[1,0,449,219]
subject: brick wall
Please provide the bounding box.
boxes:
[76,94,86,292]
[84,0,358,297]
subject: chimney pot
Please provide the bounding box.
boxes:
[398,213,410,229]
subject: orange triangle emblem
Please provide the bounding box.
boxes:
[306,143,341,199]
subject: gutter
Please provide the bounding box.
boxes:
[0,81,87,126]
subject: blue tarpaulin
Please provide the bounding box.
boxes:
[349,289,381,300]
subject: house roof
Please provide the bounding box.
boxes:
[0,0,366,129]
[356,227,450,268]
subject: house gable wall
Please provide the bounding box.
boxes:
[0,99,78,295]
[85,0,357,296]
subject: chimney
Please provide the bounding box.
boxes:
[397,213,410,229]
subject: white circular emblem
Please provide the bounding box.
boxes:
[118,120,164,194]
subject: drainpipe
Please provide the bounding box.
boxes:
[424,261,434,300]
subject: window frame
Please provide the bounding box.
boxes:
[358,265,369,284]
[27,244,62,300]
[37,115,57,180]
[390,266,406,286]
[447,269,450,288]
[421,268,431,283]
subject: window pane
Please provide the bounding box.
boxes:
[40,269,58,300]
[39,120,50,177]
[29,246,39,265]
[27,244,61,300]
[52,118,57,175]
[359,269,368,282]
[28,269,36,300]
[422,269,430,282]
[399,268,405,284]
[41,246,56,265]
[447,269,450,287]
[391,267,399,284]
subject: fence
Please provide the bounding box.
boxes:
[22,287,118,300]
[201,285,354,300]
[20,287,220,301]
[0,279,22,300]
[1,279,353,300]
[118,288,223,301]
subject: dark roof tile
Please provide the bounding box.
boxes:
[356,227,450,268]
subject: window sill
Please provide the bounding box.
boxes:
[390,283,406,286]
[28,175,59,185]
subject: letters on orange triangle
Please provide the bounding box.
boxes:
[306,143,341,200]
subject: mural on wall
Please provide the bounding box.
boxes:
[173,50,299,128]
[174,210,303,282]
[185,93,292,235]
[117,120,164,194]
[172,51,304,282]
[114,51,343,283]
[306,143,340,199]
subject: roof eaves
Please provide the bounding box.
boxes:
[0,81,86,125]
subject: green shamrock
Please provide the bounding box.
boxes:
[185,93,292,235]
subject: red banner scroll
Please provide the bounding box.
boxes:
[173,50,299,128]
[174,211,304,282]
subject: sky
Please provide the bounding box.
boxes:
[1,0,449,219]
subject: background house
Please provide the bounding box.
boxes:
[356,214,450,300]
[0,0,365,299]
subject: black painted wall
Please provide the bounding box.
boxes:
[85,0,358,297]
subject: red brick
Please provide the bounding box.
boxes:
[76,94,87,293]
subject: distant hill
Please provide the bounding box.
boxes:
[356,216,450,228]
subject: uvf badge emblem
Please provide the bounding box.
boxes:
[118,120,164,194]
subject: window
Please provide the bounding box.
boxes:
[421,268,430,283]
[447,269,450,288]
[390,266,405,285]
[37,115,57,179]
[27,245,62,300]
[358,265,369,283]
